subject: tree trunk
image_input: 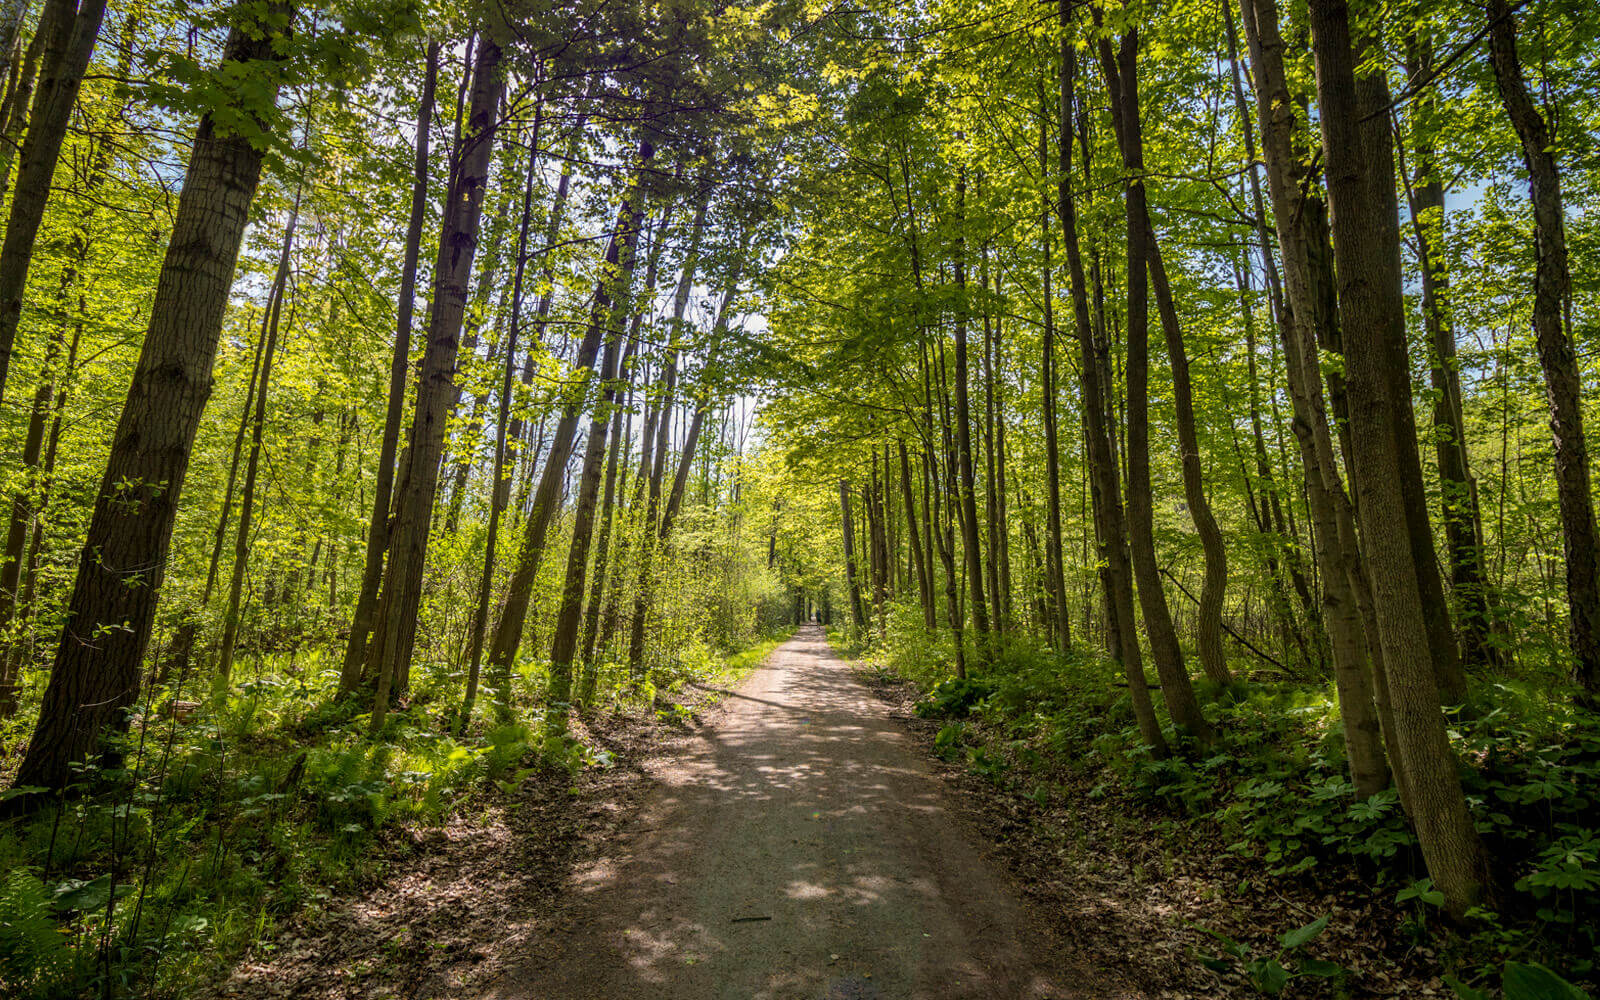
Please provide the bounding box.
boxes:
[460,107,543,729]
[488,138,654,700]
[951,169,990,656]
[217,192,300,686]
[1057,8,1168,755]
[0,0,105,407]
[1398,37,1499,671]
[547,290,630,735]
[340,41,438,696]
[1240,0,1392,801]
[840,480,866,636]
[1038,85,1072,652]
[899,439,935,627]
[1307,0,1487,913]
[1486,0,1600,698]
[12,3,293,793]
[1102,26,1211,741]
[368,33,506,732]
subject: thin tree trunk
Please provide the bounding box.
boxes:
[488,138,654,702]
[951,169,989,656]
[340,40,438,695]
[368,33,506,731]
[460,108,543,729]
[840,480,866,636]
[899,439,935,628]
[1038,83,1072,651]
[1487,0,1600,698]
[1396,41,1498,671]
[0,0,105,407]
[547,285,630,735]
[1100,26,1211,740]
[218,192,300,686]
[1057,8,1168,755]
[1240,0,1391,800]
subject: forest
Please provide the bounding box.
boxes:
[0,0,1596,996]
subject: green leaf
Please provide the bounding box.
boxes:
[1502,962,1591,1000]
[1278,915,1328,951]
[1297,958,1346,979]
[1250,957,1290,995]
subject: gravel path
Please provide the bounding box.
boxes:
[494,625,1131,1000]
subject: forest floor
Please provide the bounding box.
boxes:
[213,627,1439,1000]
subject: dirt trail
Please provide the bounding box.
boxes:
[494,626,1134,1000]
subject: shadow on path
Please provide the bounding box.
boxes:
[491,626,1137,1000]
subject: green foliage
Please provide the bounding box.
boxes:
[1193,915,1346,996]
[0,870,78,999]
[1448,962,1592,1000]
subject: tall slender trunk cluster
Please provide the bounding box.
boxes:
[340,41,440,696]
[368,32,508,731]
[1305,0,1486,914]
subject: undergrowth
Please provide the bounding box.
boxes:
[0,626,793,999]
[842,603,1599,998]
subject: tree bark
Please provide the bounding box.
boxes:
[487,138,655,700]
[1057,8,1167,756]
[368,32,507,732]
[1486,0,1600,698]
[460,108,544,729]
[841,479,866,636]
[0,0,105,408]
[218,192,300,686]
[951,168,990,656]
[1101,26,1211,741]
[1307,0,1487,914]
[1398,37,1499,671]
[340,41,439,695]
[1240,0,1393,801]
[1038,84,1072,652]
[547,283,631,734]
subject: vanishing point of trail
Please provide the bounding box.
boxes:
[494,626,1137,1000]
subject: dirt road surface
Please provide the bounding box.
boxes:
[493,626,1138,1000]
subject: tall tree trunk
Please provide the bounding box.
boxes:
[1102,26,1211,741]
[1397,40,1498,671]
[1038,84,1072,652]
[1057,9,1167,756]
[488,138,654,702]
[546,287,630,735]
[979,238,1006,635]
[460,108,543,729]
[217,192,300,686]
[840,480,866,637]
[368,33,506,731]
[1307,0,1487,914]
[1486,0,1600,698]
[1241,0,1392,801]
[0,0,105,407]
[0,0,31,104]
[11,3,293,793]
[899,439,935,628]
[340,41,438,695]
[951,169,990,656]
